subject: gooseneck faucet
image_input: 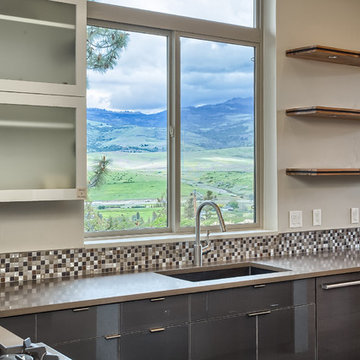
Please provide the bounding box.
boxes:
[194,201,227,266]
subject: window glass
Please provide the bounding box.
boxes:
[180,37,255,227]
[85,26,168,232]
[91,0,255,28]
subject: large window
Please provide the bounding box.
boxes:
[85,1,261,237]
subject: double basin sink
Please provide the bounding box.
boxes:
[158,263,288,282]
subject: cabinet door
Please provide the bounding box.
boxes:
[0,0,86,96]
[0,92,86,202]
[191,315,256,360]
[55,336,120,360]
[0,314,36,341]
[258,305,316,360]
[120,325,188,360]
[37,303,121,346]
[317,273,360,360]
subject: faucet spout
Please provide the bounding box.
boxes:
[194,201,227,267]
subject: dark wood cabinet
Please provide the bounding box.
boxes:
[191,315,256,360]
[0,314,36,341]
[317,272,360,360]
[258,305,316,360]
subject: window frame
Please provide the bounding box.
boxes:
[86,0,263,239]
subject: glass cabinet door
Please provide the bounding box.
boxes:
[0,0,86,96]
[0,92,86,201]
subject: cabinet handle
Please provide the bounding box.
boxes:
[322,280,360,290]
[150,297,165,302]
[253,284,266,288]
[149,327,165,333]
[247,310,271,317]
[105,334,121,340]
[72,307,89,312]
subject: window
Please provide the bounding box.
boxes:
[85,0,261,237]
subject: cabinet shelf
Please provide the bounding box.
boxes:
[286,45,360,67]
[0,120,74,130]
[0,14,75,30]
[286,168,360,176]
[286,106,360,120]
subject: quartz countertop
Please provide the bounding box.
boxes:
[2,250,360,317]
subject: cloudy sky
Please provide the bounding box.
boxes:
[87,1,255,113]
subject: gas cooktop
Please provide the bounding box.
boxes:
[0,338,63,360]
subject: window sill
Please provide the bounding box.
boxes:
[83,229,279,249]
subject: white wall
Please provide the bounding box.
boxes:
[0,201,83,252]
[2,0,360,253]
[277,0,360,231]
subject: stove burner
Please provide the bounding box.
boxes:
[0,338,59,360]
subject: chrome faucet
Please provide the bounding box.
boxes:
[194,201,227,266]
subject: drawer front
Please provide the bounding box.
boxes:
[120,325,188,360]
[191,279,315,320]
[55,336,120,360]
[191,315,256,360]
[37,303,121,345]
[0,314,36,341]
[122,294,189,332]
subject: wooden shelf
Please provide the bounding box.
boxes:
[0,14,75,30]
[286,45,360,67]
[286,106,360,120]
[286,168,360,176]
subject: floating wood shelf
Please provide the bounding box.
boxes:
[286,45,360,67]
[0,14,75,30]
[286,168,360,176]
[286,106,360,120]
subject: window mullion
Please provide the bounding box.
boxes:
[168,31,181,232]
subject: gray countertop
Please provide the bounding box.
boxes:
[2,250,360,317]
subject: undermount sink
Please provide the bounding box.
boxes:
[158,263,288,282]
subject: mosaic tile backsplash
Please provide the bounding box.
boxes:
[1,227,359,284]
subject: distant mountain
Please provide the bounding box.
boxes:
[87,97,254,153]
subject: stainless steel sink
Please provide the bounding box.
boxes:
[157,263,288,282]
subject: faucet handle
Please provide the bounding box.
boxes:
[202,230,212,255]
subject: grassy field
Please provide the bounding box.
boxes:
[85,147,255,232]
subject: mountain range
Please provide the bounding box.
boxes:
[87,97,254,153]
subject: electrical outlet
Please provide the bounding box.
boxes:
[289,210,302,228]
[312,209,321,226]
[351,208,359,224]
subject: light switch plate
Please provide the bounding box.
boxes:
[351,208,359,224]
[312,209,321,226]
[289,210,302,228]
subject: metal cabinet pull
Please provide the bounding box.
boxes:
[253,284,266,288]
[72,307,89,312]
[149,327,165,333]
[322,280,360,290]
[150,297,165,302]
[105,334,121,340]
[247,310,271,317]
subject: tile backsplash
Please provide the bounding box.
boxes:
[1,227,359,284]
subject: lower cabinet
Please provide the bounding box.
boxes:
[191,315,256,360]
[317,273,360,360]
[120,325,188,360]
[258,305,316,360]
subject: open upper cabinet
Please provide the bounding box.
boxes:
[0,0,86,96]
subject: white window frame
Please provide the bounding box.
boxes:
[85,0,263,240]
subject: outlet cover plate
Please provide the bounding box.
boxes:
[289,210,302,228]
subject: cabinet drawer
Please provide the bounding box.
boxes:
[120,325,188,360]
[0,314,36,341]
[122,294,189,332]
[55,336,120,360]
[37,303,121,345]
[191,279,315,320]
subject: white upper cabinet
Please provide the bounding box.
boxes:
[0,91,86,202]
[0,0,86,96]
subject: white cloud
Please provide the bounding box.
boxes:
[87,89,112,109]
